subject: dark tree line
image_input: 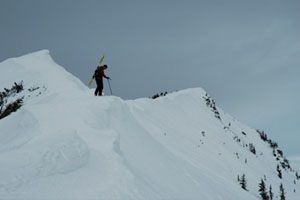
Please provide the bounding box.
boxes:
[151,91,168,99]
[203,94,221,120]
[256,129,291,170]
[258,179,285,200]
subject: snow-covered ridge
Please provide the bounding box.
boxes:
[0,50,87,94]
[0,51,299,199]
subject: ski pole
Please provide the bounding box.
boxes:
[107,79,113,95]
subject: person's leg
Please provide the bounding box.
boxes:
[94,87,99,96]
[99,81,104,96]
[95,79,100,96]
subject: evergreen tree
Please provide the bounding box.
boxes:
[279,183,286,200]
[258,179,269,200]
[277,165,282,179]
[240,174,247,191]
[249,143,256,155]
[272,149,276,157]
[269,185,273,200]
[0,81,24,120]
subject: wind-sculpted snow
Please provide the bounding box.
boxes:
[0,51,299,199]
[0,131,89,195]
[0,110,39,152]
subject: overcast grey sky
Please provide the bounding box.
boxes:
[1,0,299,156]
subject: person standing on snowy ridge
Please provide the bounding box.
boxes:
[92,65,110,96]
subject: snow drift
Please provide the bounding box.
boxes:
[0,50,299,199]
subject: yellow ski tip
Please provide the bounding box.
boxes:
[99,54,105,65]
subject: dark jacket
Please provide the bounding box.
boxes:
[93,66,109,81]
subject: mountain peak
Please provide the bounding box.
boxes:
[0,50,87,94]
[0,51,299,199]
[18,49,50,58]
[4,49,52,67]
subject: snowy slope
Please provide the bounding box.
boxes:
[0,50,299,200]
[289,156,300,172]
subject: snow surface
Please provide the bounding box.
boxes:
[0,50,299,199]
[289,156,300,172]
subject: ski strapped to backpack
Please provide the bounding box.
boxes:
[88,54,105,87]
